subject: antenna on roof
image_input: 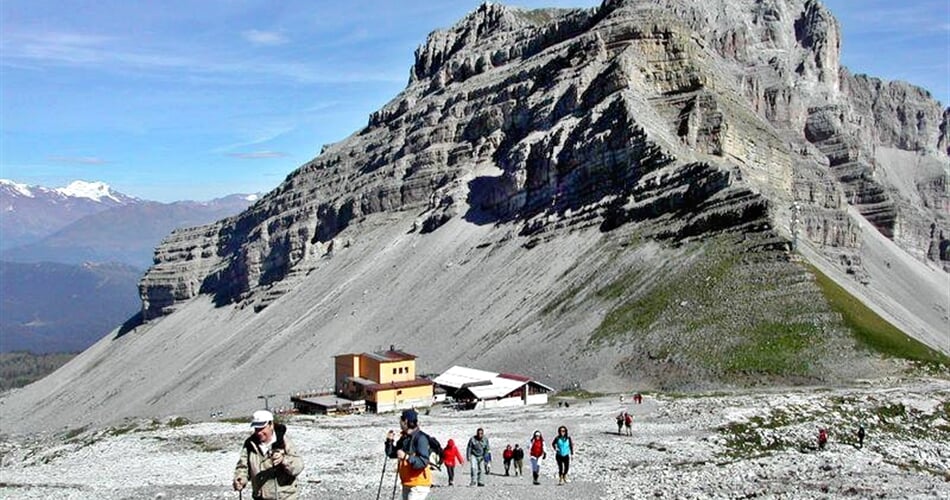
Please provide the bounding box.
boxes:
[390,344,395,351]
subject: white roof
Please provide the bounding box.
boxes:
[433,365,550,400]
[432,365,498,389]
[466,377,526,399]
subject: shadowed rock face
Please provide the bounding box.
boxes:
[141,0,947,320]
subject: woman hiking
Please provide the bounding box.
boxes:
[441,438,464,486]
[528,430,546,485]
[552,425,574,485]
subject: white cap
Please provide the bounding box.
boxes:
[250,410,274,428]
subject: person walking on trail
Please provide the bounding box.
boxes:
[857,425,866,448]
[552,426,574,485]
[233,410,304,500]
[466,427,490,487]
[384,409,432,500]
[616,412,624,435]
[624,411,633,436]
[512,444,525,476]
[502,444,514,476]
[817,428,828,450]
[441,438,464,486]
[528,430,547,485]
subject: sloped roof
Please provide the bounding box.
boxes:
[433,365,553,398]
[432,365,497,389]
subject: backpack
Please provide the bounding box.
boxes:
[422,432,444,468]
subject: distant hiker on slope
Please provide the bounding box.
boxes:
[512,444,525,476]
[624,411,633,436]
[233,410,304,500]
[441,438,464,486]
[857,425,866,448]
[616,412,624,435]
[817,428,828,450]
[503,444,514,476]
[466,427,490,487]
[384,409,432,500]
[552,425,574,485]
[529,430,547,485]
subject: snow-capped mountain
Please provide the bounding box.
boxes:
[0,179,138,250]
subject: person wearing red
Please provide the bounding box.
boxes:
[502,444,514,476]
[441,438,465,486]
[528,430,546,485]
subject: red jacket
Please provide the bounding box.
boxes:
[442,439,465,467]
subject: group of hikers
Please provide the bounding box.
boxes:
[383,409,576,499]
[229,408,576,500]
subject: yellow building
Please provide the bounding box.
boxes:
[334,347,434,413]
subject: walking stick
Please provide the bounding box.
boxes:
[375,457,389,500]
[391,460,399,500]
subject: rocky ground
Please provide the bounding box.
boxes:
[1,377,948,499]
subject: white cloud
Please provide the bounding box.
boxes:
[241,30,289,46]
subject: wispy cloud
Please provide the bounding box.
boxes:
[242,30,289,46]
[47,155,108,165]
[227,151,289,159]
[1,28,405,85]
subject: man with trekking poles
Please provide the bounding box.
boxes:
[382,409,432,500]
[233,410,304,500]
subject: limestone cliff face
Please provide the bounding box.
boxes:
[141,0,947,319]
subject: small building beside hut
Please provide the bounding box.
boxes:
[333,347,434,413]
[432,366,553,409]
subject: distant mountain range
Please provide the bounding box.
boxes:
[0,179,138,250]
[0,179,257,353]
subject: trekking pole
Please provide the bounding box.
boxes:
[375,457,389,500]
[391,461,399,500]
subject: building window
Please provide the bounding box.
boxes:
[397,390,403,395]
[393,368,397,375]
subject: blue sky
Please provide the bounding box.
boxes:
[1,1,947,202]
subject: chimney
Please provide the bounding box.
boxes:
[390,344,395,352]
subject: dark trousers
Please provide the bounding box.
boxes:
[446,465,456,484]
[556,454,570,476]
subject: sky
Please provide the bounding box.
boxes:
[1,0,947,202]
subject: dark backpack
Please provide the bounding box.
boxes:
[414,431,444,469]
[427,433,444,468]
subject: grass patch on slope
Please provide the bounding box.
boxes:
[808,264,949,366]
[723,322,816,375]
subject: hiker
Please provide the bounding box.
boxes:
[528,430,547,485]
[817,428,828,450]
[233,410,304,500]
[384,409,432,500]
[466,427,490,486]
[635,393,643,404]
[616,412,624,435]
[552,425,574,485]
[624,411,633,436]
[503,444,514,476]
[512,444,525,476]
[857,425,866,448]
[441,438,464,486]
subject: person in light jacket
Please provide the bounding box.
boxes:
[551,425,574,485]
[233,410,304,500]
[466,427,490,486]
